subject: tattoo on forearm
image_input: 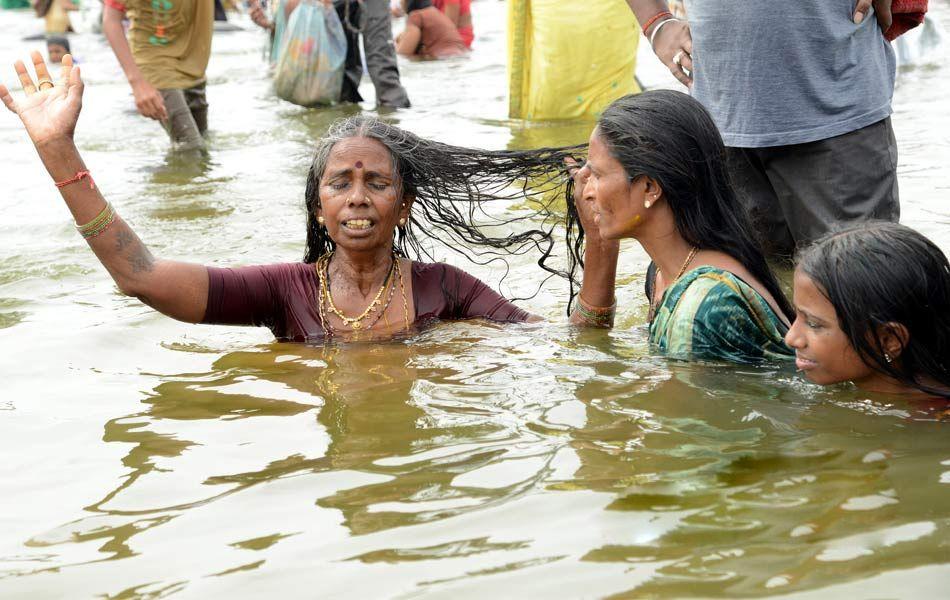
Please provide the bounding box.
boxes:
[115,229,135,252]
[113,222,155,273]
[129,244,155,273]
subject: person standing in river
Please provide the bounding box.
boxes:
[336,0,411,107]
[250,0,411,108]
[102,0,213,150]
[626,0,900,260]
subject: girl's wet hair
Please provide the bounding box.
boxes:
[589,90,794,321]
[797,222,950,398]
[303,115,583,301]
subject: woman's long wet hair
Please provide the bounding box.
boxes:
[588,90,795,320]
[303,115,582,300]
[797,222,950,398]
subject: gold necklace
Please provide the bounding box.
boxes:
[316,252,395,331]
[395,258,411,332]
[361,262,399,331]
[648,246,699,322]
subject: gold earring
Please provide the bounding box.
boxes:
[317,216,325,225]
[398,218,406,227]
[644,201,652,208]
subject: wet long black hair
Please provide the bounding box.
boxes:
[586,90,795,320]
[303,115,583,300]
[797,222,950,398]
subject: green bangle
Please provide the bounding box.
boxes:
[78,204,117,239]
[76,202,114,234]
[576,296,616,327]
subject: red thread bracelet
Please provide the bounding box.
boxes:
[641,10,673,35]
[55,170,96,190]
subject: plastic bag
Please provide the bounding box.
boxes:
[273,0,347,107]
[508,0,640,121]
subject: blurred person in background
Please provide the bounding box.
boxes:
[102,0,213,150]
[251,0,411,108]
[396,0,466,59]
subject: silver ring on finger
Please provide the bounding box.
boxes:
[673,51,684,67]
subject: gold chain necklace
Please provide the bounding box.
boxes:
[361,261,400,331]
[395,259,411,332]
[317,252,394,330]
[648,246,699,322]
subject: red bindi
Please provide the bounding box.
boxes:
[354,161,364,169]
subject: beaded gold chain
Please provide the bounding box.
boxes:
[316,252,393,330]
[315,253,410,335]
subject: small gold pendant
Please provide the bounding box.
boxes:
[351,322,362,329]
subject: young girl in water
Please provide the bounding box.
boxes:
[786,222,950,398]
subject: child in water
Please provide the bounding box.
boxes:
[786,222,950,400]
[46,35,70,64]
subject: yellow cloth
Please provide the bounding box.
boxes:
[43,0,72,33]
[126,0,213,89]
[508,0,641,121]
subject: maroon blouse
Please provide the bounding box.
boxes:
[201,261,531,341]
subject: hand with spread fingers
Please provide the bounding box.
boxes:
[0,51,83,147]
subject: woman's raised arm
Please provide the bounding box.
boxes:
[0,52,209,323]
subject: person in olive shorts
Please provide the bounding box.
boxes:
[102,0,213,150]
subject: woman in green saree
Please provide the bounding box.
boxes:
[568,90,795,364]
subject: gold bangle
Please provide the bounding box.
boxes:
[578,294,616,313]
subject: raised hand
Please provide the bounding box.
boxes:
[0,51,83,147]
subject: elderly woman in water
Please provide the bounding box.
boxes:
[2,53,799,364]
[1,53,591,341]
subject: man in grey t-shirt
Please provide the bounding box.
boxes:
[626,0,899,258]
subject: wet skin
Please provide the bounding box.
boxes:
[317,137,410,257]
[785,270,900,392]
[580,129,652,240]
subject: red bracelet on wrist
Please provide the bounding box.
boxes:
[641,10,673,35]
[55,170,96,190]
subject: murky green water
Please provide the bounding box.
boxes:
[2,3,950,597]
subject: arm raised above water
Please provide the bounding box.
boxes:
[0,52,209,323]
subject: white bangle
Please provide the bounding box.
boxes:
[649,17,680,49]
